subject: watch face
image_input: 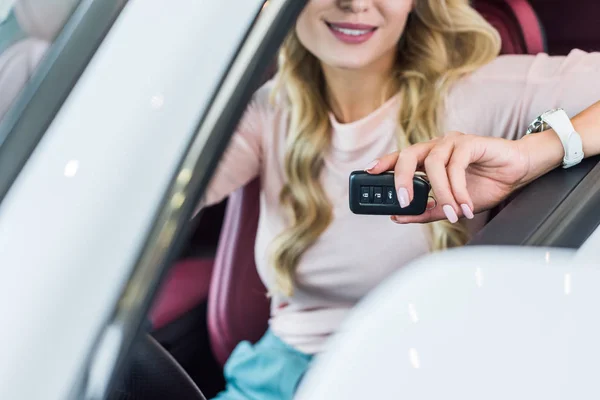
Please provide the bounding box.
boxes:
[527,117,545,134]
[527,108,564,135]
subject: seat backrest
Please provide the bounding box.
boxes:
[206,0,546,367]
[13,0,76,42]
[0,8,26,55]
[474,0,546,55]
[207,179,269,366]
[529,0,600,55]
[0,0,77,121]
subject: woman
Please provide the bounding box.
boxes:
[203,1,600,398]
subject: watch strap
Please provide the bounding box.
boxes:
[541,109,584,169]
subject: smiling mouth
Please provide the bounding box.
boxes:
[326,22,378,36]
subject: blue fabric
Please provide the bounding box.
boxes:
[213,330,313,400]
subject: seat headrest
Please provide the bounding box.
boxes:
[474,0,546,55]
[0,0,18,22]
[13,0,77,41]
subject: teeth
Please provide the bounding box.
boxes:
[331,26,372,36]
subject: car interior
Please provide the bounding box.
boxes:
[139,1,600,398]
[1,0,600,399]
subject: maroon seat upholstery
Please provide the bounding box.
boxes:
[148,200,227,330]
[529,0,600,55]
[207,179,269,366]
[149,258,214,330]
[206,0,546,367]
[475,0,546,55]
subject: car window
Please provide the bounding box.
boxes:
[0,0,126,205]
[0,1,25,55]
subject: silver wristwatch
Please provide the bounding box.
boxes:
[526,108,584,169]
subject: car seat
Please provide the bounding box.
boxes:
[0,0,77,121]
[529,0,600,55]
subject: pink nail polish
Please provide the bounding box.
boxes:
[397,188,410,208]
[364,160,379,171]
[443,205,458,223]
[461,204,474,219]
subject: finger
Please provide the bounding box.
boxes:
[423,138,461,223]
[363,158,384,173]
[393,142,436,207]
[447,138,476,219]
[387,197,438,224]
[365,151,399,174]
[366,139,439,175]
[389,206,448,224]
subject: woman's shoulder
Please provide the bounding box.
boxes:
[236,76,290,146]
[249,76,289,112]
[446,49,600,119]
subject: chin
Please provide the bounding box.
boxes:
[322,55,373,71]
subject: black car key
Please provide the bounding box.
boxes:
[349,171,431,215]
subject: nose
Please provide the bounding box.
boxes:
[337,0,369,13]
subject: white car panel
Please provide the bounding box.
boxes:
[297,246,600,400]
[0,0,264,399]
[572,219,600,264]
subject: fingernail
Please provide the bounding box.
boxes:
[443,205,459,223]
[397,187,410,208]
[364,160,379,171]
[461,204,474,219]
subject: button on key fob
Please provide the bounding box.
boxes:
[349,171,430,215]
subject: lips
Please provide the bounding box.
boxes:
[326,21,378,44]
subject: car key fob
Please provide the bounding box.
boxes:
[349,171,431,215]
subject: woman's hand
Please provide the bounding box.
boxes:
[365,132,556,224]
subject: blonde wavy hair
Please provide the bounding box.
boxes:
[270,0,501,296]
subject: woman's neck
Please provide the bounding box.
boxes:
[322,56,397,124]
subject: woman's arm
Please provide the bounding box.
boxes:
[367,50,600,224]
[194,87,269,215]
[445,50,600,142]
[520,100,600,185]
[366,98,600,224]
